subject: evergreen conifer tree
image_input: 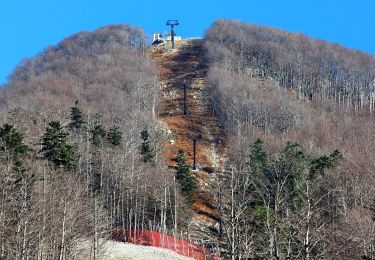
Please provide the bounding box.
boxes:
[139,128,154,163]
[173,149,196,202]
[68,100,86,134]
[248,138,269,213]
[0,123,29,174]
[0,123,28,159]
[90,115,106,147]
[249,138,268,178]
[40,121,75,171]
[107,126,122,146]
[309,149,342,178]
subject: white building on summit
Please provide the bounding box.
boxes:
[152,32,182,45]
[153,33,163,43]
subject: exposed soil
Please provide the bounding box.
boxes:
[151,39,226,243]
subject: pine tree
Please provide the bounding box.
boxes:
[40,121,75,171]
[0,123,28,159]
[309,149,342,178]
[139,128,154,163]
[90,115,106,147]
[0,123,29,174]
[107,126,122,146]
[248,138,269,212]
[173,149,196,202]
[274,142,307,204]
[68,100,86,134]
[249,138,268,177]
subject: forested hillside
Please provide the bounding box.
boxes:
[206,20,375,111]
[205,20,375,259]
[1,19,375,260]
[0,25,193,259]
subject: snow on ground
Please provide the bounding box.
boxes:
[77,240,193,260]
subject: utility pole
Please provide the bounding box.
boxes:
[192,134,202,170]
[166,20,179,49]
[183,81,188,115]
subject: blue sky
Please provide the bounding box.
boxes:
[1,0,374,85]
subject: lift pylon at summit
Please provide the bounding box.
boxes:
[166,20,179,49]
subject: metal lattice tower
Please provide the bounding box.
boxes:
[166,20,179,49]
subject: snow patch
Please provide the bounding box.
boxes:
[77,240,193,260]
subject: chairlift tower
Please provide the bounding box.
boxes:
[166,20,179,49]
[181,79,188,115]
[193,134,202,170]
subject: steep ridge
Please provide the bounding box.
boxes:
[151,39,225,245]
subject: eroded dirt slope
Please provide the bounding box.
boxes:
[151,39,226,244]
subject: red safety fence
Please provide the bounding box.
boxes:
[112,228,217,260]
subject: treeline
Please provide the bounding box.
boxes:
[0,25,195,259]
[0,24,158,135]
[216,139,343,259]
[205,19,375,112]
[0,103,194,259]
[205,20,375,259]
